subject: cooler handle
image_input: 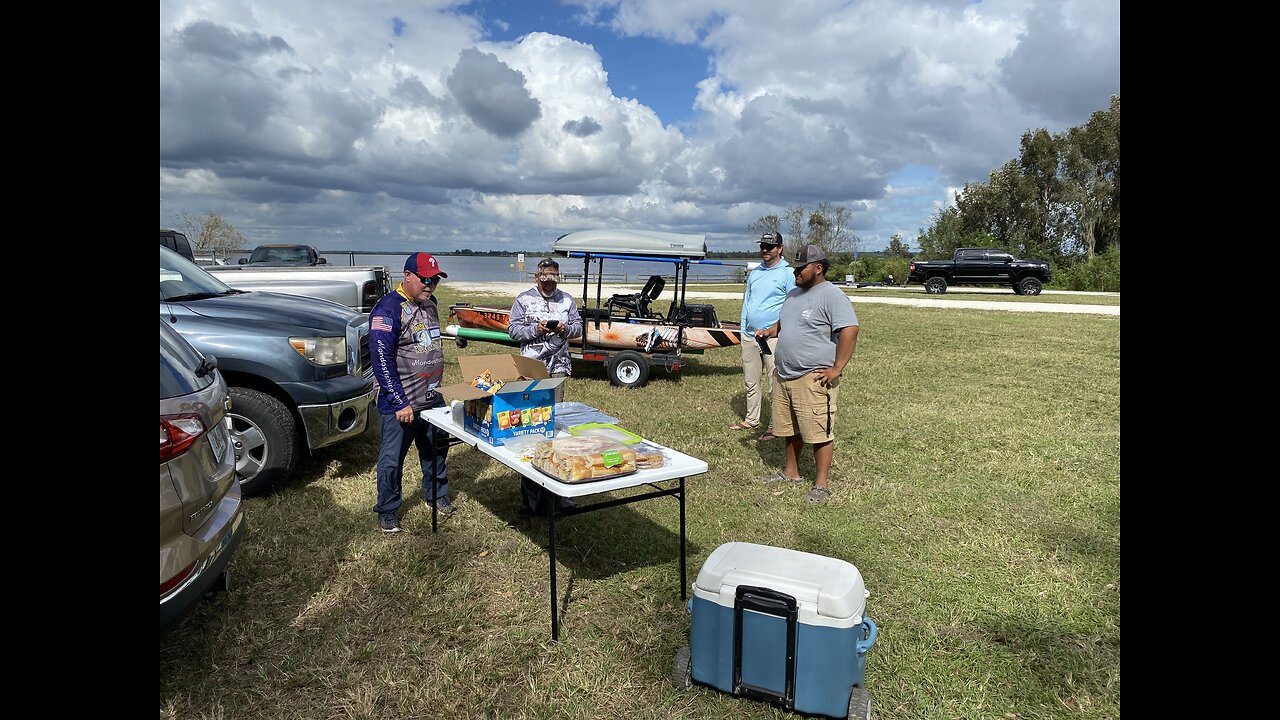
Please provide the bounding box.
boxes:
[736,585,797,617]
[733,585,798,709]
[856,617,877,656]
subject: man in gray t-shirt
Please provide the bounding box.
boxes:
[754,245,859,503]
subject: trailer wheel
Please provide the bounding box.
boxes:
[848,686,872,720]
[671,645,692,691]
[227,387,298,496]
[1017,277,1043,296]
[924,276,948,294]
[454,338,469,349]
[607,351,650,388]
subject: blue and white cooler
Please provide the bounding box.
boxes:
[672,542,877,719]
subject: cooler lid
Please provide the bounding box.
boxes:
[694,542,867,623]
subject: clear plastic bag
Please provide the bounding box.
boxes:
[630,441,668,469]
[553,402,619,431]
[500,434,547,460]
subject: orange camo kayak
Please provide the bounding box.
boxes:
[448,305,742,352]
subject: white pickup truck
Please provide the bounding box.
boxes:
[161,231,393,313]
[205,263,392,313]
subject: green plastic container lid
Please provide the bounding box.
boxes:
[567,423,643,444]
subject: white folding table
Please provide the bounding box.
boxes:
[421,406,708,640]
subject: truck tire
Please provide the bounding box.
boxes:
[606,351,650,388]
[924,276,948,294]
[1017,277,1043,296]
[227,387,298,496]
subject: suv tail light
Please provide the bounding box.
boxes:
[160,413,207,464]
[909,262,916,272]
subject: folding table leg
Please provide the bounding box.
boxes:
[548,503,559,641]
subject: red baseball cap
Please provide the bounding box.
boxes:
[404,252,448,278]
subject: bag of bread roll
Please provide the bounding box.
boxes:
[531,436,638,483]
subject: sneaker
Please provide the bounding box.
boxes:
[379,514,402,533]
[805,486,831,504]
[427,496,457,516]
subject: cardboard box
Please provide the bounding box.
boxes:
[438,354,566,446]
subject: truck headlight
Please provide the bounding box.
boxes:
[289,336,347,366]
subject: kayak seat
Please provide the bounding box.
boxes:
[605,275,665,318]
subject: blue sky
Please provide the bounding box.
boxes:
[159,0,1120,253]
[477,0,710,126]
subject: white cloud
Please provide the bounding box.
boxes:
[159,0,1120,252]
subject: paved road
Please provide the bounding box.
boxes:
[448,282,1120,316]
[839,294,1118,315]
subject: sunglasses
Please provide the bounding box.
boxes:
[413,272,441,285]
[537,273,561,281]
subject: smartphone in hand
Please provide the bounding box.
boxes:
[546,319,560,330]
[755,333,772,355]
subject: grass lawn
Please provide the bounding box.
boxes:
[160,287,1120,720]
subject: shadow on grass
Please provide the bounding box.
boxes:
[466,469,700,577]
[975,613,1121,713]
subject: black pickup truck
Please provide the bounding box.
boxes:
[908,248,1052,295]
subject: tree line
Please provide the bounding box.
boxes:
[920,95,1119,265]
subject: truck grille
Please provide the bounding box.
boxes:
[358,330,372,380]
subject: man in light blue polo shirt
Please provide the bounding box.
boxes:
[731,231,795,440]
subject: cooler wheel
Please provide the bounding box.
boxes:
[671,645,692,691]
[848,686,871,720]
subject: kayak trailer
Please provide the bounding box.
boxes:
[446,229,743,388]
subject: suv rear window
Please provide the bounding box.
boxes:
[160,319,214,399]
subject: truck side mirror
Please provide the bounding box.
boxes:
[317,257,328,265]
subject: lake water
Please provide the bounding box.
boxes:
[220,251,746,283]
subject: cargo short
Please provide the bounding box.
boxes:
[771,371,840,444]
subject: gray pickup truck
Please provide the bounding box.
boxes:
[160,245,376,495]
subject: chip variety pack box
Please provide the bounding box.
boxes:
[439,354,566,446]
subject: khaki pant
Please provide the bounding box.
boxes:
[741,337,777,427]
[771,372,841,444]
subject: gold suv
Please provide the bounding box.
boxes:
[160,319,245,633]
